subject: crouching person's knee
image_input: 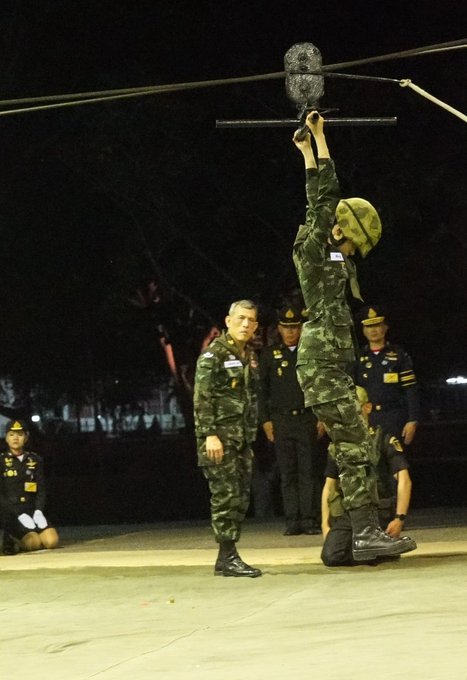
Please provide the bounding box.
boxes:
[321,544,344,567]
[20,532,43,551]
[321,534,354,567]
[40,528,59,549]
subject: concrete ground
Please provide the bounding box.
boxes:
[2,508,467,679]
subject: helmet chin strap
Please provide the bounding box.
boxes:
[329,231,348,248]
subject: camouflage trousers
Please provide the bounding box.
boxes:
[201,443,253,543]
[297,359,378,511]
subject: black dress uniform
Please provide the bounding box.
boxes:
[0,450,48,539]
[259,308,321,534]
[355,307,420,440]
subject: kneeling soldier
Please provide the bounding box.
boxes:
[1,420,59,554]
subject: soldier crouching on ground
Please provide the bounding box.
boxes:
[292,111,416,562]
[194,300,262,577]
[321,386,413,566]
[1,420,59,554]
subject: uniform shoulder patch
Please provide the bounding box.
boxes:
[389,436,404,453]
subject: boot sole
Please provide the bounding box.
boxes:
[222,571,262,578]
[353,540,417,562]
[214,568,262,577]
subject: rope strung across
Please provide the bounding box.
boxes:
[398,79,467,123]
[0,39,465,121]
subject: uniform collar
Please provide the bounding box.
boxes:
[217,331,248,360]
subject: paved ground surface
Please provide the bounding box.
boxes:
[2,508,467,679]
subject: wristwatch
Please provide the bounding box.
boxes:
[395,514,406,521]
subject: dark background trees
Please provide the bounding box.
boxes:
[0,0,466,408]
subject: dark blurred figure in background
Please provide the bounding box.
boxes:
[259,307,322,535]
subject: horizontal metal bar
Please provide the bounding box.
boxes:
[216,117,397,128]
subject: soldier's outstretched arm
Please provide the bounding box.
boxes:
[293,112,340,263]
[307,111,330,160]
[293,113,319,220]
[292,123,316,170]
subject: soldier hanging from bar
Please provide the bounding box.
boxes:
[291,110,416,561]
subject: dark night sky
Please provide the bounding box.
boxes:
[0,0,466,394]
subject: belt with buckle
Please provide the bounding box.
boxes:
[274,408,307,416]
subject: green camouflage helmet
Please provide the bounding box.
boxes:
[335,198,382,258]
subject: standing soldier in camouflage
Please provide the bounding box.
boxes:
[259,306,322,535]
[194,300,262,577]
[355,305,420,445]
[292,111,416,561]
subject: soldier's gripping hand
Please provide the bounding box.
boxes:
[305,110,330,159]
[293,127,312,152]
[206,435,224,464]
[305,110,324,135]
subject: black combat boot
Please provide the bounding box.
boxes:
[214,540,262,577]
[349,505,417,562]
[2,532,20,556]
[214,540,235,575]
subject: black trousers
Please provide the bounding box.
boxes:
[369,408,406,440]
[321,508,393,566]
[273,414,322,527]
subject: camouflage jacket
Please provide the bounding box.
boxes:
[293,159,359,364]
[193,331,259,448]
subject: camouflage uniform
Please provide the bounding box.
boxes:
[292,159,376,510]
[194,331,259,542]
